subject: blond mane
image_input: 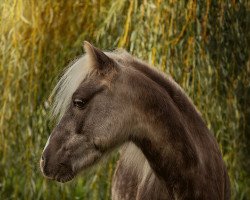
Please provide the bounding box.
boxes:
[50,55,93,120]
[50,49,131,120]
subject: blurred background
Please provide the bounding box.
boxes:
[0,0,249,199]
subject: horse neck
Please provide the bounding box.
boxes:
[129,59,207,133]
[127,68,218,193]
[126,59,215,154]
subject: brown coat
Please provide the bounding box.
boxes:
[41,42,230,200]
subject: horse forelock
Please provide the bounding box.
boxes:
[50,50,130,121]
[50,55,93,120]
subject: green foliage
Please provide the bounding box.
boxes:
[0,0,249,199]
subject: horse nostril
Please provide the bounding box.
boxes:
[40,156,45,171]
[41,155,46,167]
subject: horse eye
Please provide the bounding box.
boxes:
[73,99,86,109]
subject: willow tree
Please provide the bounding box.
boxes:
[0,0,249,199]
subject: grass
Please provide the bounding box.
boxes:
[0,0,249,199]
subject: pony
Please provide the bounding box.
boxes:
[40,42,230,199]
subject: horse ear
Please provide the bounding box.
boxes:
[83,41,115,73]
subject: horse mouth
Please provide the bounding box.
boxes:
[41,162,75,183]
[42,170,76,183]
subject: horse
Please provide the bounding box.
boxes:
[40,41,231,199]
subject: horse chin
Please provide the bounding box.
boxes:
[54,166,76,183]
[54,173,75,183]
